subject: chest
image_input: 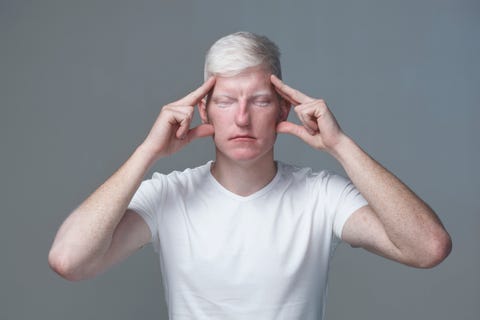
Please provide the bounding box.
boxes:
[157,194,332,288]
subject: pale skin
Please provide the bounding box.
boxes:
[48,77,217,280]
[48,67,451,281]
[270,74,452,268]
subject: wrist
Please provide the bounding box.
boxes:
[135,143,162,168]
[328,134,358,164]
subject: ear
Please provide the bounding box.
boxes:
[198,98,209,124]
[278,97,291,122]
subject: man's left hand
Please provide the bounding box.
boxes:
[271,74,346,154]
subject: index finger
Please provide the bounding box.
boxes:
[174,76,216,106]
[270,74,313,106]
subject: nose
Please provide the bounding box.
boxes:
[234,100,250,127]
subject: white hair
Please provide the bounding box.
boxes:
[204,31,282,80]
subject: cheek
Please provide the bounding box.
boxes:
[209,114,230,135]
[258,110,281,127]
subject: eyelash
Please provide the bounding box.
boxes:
[215,100,271,108]
[216,102,232,108]
[255,101,270,107]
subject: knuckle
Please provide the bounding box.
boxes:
[188,92,198,101]
[161,105,173,113]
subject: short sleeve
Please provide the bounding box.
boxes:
[127,172,165,252]
[322,171,368,240]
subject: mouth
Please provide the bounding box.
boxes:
[229,135,256,141]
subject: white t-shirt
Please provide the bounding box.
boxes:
[128,161,368,320]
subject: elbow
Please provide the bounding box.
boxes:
[48,248,88,282]
[416,231,453,269]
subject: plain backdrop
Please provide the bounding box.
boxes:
[1,0,479,319]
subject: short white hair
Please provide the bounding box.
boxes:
[204,31,282,80]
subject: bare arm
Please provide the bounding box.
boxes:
[332,136,451,268]
[48,77,216,281]
[48,146,156,281]
[271,75,452,268]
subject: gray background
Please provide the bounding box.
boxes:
[2,0,478,319]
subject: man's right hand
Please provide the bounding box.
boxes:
[141,77,216,160]
[48,77,217,281]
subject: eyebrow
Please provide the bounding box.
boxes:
[251,92,273,99]
[212,91,273,98]
[211,94,236,100]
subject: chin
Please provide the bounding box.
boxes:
[218,146,274,163]
[232,153,262,162]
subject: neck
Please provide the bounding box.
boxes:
[211,152,277,197]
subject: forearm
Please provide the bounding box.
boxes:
[271,76,451,266]
[48,78,216,280]
[330,134,450,260]
[49,144,157,277]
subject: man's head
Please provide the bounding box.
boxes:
[204,31,282,80]
[199,32,290,164]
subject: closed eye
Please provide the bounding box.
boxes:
[213,97,235,108]
[251,93,274,107]
[216,101,234,108]
[253,99,271,107]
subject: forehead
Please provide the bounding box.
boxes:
[212,67,273,96]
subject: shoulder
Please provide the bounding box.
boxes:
[148,161,212,190]
[277,162,356,201]
[277,161,341,186]
[132,162,212,209]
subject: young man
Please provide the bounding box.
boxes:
[49,32,451,319]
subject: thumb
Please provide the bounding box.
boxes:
[187,124,215,141]
[276,121,310,140]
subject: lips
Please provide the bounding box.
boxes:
[229,135,256,141]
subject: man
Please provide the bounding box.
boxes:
[49,32,451,319]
